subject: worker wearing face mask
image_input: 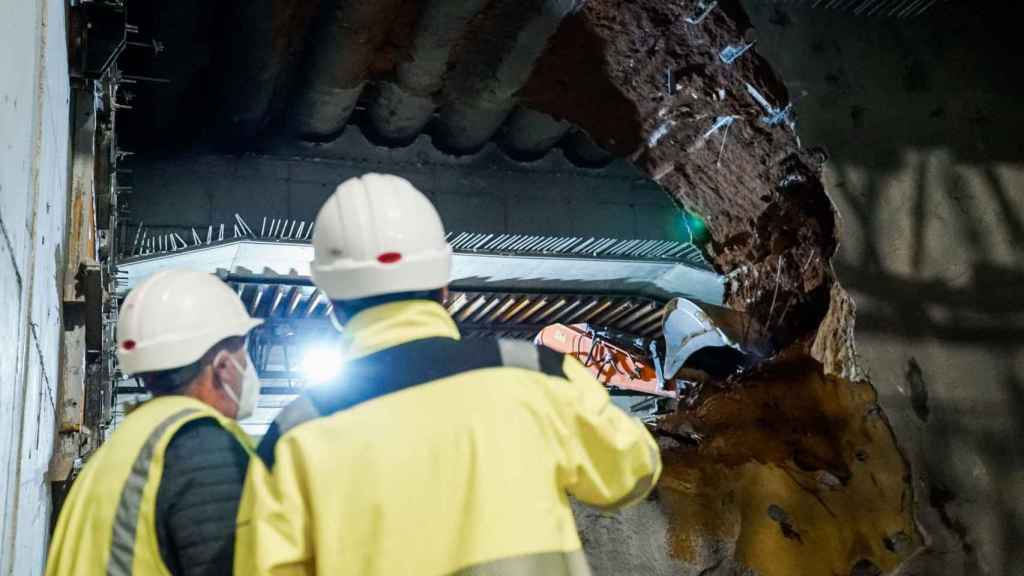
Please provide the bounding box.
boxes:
[46,269,263,576]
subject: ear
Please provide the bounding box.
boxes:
[210,350,234,390]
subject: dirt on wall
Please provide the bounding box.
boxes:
[523,1,922,574]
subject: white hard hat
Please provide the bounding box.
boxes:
[310,173,452,301]
[116,269,262,376]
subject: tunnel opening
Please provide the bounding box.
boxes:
[92,0,927,574]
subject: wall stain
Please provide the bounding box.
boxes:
[0,209,25,291]
[929,482,975,560]
[905,357,930,423]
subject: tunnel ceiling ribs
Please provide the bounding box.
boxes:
[234,281,670,342]
[118,0,609,166]
[292,0,406,137]
[369,0,493,143]
[432,0,578,153]
[118,0,952,163]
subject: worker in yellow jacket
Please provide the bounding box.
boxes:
[242,173,662,576]
[46,269,263,576]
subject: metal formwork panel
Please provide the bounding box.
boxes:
[228,280,672,343]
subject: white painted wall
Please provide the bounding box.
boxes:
[0,0,70,573]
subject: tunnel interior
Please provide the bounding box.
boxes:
[90,0,993,574]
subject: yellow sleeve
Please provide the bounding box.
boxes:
[236,437,314,576]
[554,355,663,509]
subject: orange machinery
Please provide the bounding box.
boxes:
[535,323,680,398]
[535,298,769,400]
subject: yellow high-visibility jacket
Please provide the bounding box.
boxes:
[46,396,254,576]
[240,300,662,576]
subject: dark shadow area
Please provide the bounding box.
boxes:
[830,155,1022,341]
[744,2,1024,573]
[746,2,1024,170]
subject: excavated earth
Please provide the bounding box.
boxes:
[521,1,922,574]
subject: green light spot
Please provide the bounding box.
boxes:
[682,210,710,247]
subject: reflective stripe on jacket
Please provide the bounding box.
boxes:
[46,396,254,576]
[240,300,662,576]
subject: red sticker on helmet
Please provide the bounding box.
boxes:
[377,252,402,264]
[122,340,137,351]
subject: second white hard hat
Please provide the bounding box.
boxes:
[310,173,452,301]
[117,269,262,376]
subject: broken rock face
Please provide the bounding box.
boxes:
[524,0,839,357]
[525,0,922,573]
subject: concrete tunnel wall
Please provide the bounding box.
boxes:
[0,0,70,574]
[124,132,691,249]
[747,4,1024,574]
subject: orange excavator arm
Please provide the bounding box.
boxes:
[535,298,770,400]
[535,323,679,398]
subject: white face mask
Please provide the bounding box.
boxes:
[223,350,260,420]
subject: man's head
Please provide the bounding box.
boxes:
[310,173,452,326]
[117,269,263,419]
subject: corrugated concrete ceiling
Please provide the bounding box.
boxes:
[115,0,955,159]
[117,0,616,166]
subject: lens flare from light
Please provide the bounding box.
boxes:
[301,345,344,383]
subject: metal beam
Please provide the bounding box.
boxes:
[115,240,725,304]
